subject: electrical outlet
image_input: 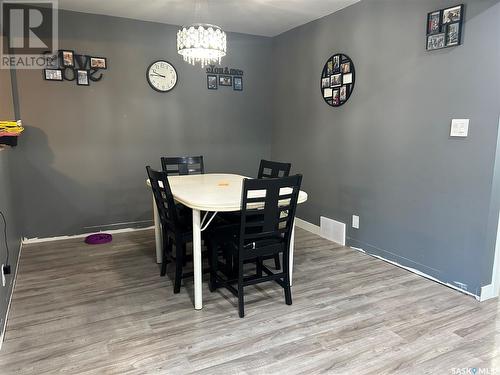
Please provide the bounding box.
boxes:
[352,215,359,229]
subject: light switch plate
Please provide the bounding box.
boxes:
[352,215,359,229]
[450,119,469,137]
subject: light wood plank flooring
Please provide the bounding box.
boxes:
[0,228,498,374]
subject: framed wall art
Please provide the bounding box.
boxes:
[207,74,218,90]
[426,4,464,51]
[233,76,243,91]
[320,53,355,107]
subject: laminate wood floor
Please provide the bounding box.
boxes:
[0,228,498,374]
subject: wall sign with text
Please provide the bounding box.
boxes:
[206,65,243,91]
[43,50,107,86]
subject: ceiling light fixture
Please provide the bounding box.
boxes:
[177,23,227,68]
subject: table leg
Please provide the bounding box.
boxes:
[192,209,203,310]
[153,194,162,264]
[289,219,296,287]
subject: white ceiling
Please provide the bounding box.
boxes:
[58,0,361,37]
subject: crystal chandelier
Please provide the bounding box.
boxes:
[177,23,227,67]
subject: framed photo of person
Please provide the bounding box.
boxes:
[233,76,243,91]
[90,57,107,69]
[207,75,218,90]
[44,69,63,81]
[219,75,232,86]
[60,50,75,67]
[76,70,89,86]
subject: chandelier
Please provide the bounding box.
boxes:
[177,23,227,68]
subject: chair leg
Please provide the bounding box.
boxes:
[238,258,244,318]
[160,231,169,277]
[209,241,217,292]
[182,244,188,267]
[274,253,281,270]
[256,257,263,277]
[282,248,292,305]
[174,241,183,294]
[284,281,292,305]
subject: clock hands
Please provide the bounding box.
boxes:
[151,69,166,78]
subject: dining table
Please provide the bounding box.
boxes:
[146,173,308,310]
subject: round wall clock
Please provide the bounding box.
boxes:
[146,60,178,92]
[320,53,355,107]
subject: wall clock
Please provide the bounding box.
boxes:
[320,53,355,107]
[146,60,178,92]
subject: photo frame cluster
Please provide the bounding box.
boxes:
[206,66,243,91]
[320,53,355,107]
[426,4,464,51]
[44,50,107,86]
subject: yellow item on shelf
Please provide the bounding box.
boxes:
[0,120,24,137]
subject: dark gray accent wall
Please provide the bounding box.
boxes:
[0,65,21,337]
[9,10,273,238]
[271,0,500,295]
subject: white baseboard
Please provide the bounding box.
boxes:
[320,216,346,246]
[295,217,346,246]
[295,218,320,235]
[480,283,497,302]
[0,239,22,351]
[350,246,481,301]
[23,225,154,245]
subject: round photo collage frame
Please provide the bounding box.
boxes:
[320,53,355,107]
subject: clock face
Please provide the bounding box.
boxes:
[147,60,177,92]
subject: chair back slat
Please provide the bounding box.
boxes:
[239,175,302,260]
[161,156,205,176]
[146,166,179,232]
[258,159,291,179]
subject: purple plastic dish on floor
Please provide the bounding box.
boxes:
[85,233,112,245]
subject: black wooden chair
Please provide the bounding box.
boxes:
[209,174,302,318]
[161,155,204,219]
[220,159,292,270]
[257,159,291,269]
[161,156,204,176]
[258,159,291,179]
[147,166,201,293]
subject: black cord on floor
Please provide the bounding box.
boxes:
[0,210,9,265]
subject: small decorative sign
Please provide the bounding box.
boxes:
[206,65,243,91]
[426,4,464,51]
[43,50,107,86]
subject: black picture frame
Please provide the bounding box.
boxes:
[219,75,232,86]
[426,4,464,51]
[43,69,63,81]
[445,22,461,47]
[76,69,89,86]
[207,74,218,90]
[426,33,445,50]
[320,53,355,108]
[90,56,107,70]
[60,49,75,67]
[233,76,243,91]
[427,10,441,35]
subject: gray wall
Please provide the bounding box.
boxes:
[0,65,21,337]
[271,0,500,295]
[9,10,273,238]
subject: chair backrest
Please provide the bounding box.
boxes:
[146,166,179,231]
[161,156,205,176]
[257,159,291,179]
[239,175,302,260]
